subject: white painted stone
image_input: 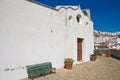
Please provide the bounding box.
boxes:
[0,0,94,80]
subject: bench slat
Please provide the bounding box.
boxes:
[27,62,56,80]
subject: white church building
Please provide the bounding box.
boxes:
[0,0,94,80]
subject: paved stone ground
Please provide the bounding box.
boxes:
[21,56,120,80]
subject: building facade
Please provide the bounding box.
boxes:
[0,0,94,80]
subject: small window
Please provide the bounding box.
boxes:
[76,14,81,23]
[86,22,88,25]
[83,11,88,16]
[83,10,89,18]
[69,15,72,22]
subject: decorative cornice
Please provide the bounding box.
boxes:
[26,0,80,11]
[56,6,80,11]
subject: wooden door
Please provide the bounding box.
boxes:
[77,38,83,61]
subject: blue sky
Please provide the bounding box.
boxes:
[36,0,120,32]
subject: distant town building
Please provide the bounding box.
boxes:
[94,30,120,50]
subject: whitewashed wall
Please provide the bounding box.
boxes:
[0,0,93,80]
[57,6,94,63]
[0,0,65,80]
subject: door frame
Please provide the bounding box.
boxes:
[77,38,83,61]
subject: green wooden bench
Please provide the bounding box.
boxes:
[26,62,56,80]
